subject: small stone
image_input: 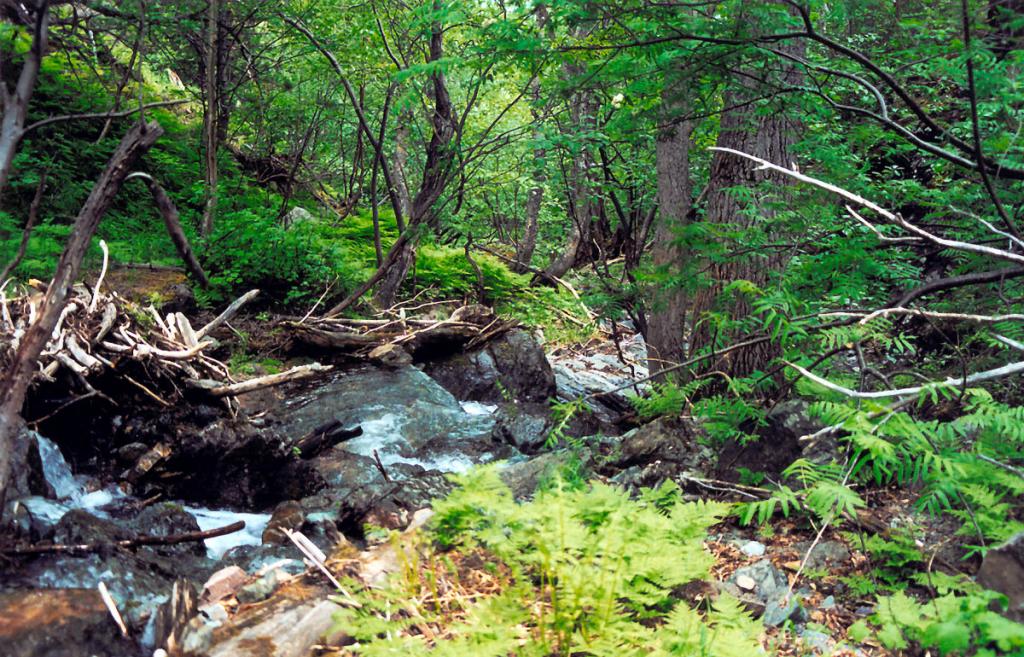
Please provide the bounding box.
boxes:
[820,595,835,610]
[262,501,305,546]
[741,541,766,557]
[116,442,150,463]
[736,574,757,591]
[799,629,832,653]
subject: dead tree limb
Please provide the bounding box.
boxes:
[195,289,259,340]
[188,362,332,397]
[125,172,210,288]
[0,170,46,282]
[0,119,163,508]
[1,520,245,556]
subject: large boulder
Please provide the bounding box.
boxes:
[0,589,137,657]
[977,531,1024,621]
[422,328,556,403]
[5,428,52,502]
[270,366,508,531]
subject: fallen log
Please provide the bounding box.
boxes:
[1,520,245,556]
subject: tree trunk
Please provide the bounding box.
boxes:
[646,85,694,380]
[687,46,803,379]
[0,1,50,199]
[541,56,600,281]
[514,77,544,274]
[392,110,413,232]
[143,176,210,288]
[200,0,220,236]
[0,120,163,508]
[374,8,455,308]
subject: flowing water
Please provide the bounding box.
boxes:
[31,433,270,560]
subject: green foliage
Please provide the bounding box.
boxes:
[335,468,751,656]
[849,589,1024,656]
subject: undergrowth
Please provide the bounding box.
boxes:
[331,467,758,657]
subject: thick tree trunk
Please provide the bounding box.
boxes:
[646,86,694,380]
[0,1,50,199]
[687,47,803,379]
[0,120,163,507]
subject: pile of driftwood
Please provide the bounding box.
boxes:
[287,303,519,362]
[0,275,328,410]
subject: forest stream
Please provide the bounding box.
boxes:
[1,323,651,656]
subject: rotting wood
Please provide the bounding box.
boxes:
[288,304,518,357]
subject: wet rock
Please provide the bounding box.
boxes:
[764,595,807,627]
[0,588,136,657]
[500,451,585,500]
[769,400,837,466]
[262,501,305,546]
[115,442,150,463]
[276,367,501,473]
[799,628,832,653]
[598,418,707,471]
[369,343,412,368]
[7,496,68,540]
[977,531,1024,621]
[494,402,552,453]
[54,508,130,545]
[185,590,342,657]
[135,502,205,557]
[422,328,556,403]
[5,428,51,502]
[547,330,648,427]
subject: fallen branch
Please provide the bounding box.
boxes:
[785,358,1024,399]
[189,363,332,397]
[1,520,245,555]
[195,289,260,340]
